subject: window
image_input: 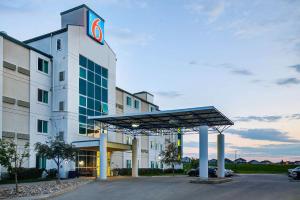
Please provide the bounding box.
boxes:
[150,106,155,112]
[37,120,48,133]
[38,58,48,74]
[59,71,65,81]
[78,55,109,137]
[59,101,64,111]
[151,161,155,169]
[155,143,158,150]
[126,136,132,145]
[36,155,46,169]
[150,141,153,149]
[126,96,132,106]
[56,39,61,51]
[160,162,163,169]
[160,144,163,151]
[38,89,48,104]
[58,131,64,140]
[134,100,139,109]
[126,160,131,168]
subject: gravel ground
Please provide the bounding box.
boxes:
[0,178,92,199]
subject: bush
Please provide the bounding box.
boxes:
[113,168,184,176]
[8,168,44,180]
[47,168,58,178]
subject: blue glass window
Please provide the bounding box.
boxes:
[101,88,108,103]
[79,79,86,95]
[88,60,94,71]
[102,103,108,114]
[79,96,86,107]
[80,68,86,79]
[95,74,101,86]
[95,64,101,75]
[87,98,94,110]
[79,124,86,134]
[79,115,87,124]
[95,85,101,101]
[79,107,86,115]
[88,70,94,83]
[87,109,94,117]
[102,78,108,88]
[79,55,87,68]
[102,67,108,78]
[87,82,94,98]
[95,100,101,112]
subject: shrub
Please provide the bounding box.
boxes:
[8,168,44,180]
[47,168,58,179]
[113,168,184,176]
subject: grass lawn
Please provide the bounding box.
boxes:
[225,164,298,174]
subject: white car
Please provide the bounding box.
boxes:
[288,166,300,177]
[215,168,234,177]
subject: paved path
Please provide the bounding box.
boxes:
[53,174,300,200]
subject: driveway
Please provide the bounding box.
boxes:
[53,174,300,200]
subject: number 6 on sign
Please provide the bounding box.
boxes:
[87,10,105,45]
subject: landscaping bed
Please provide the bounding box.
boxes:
[0,178,92,199]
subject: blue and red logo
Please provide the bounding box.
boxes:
[87,10,104,45]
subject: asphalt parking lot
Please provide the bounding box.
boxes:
[53,174,300,200]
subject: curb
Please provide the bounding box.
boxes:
[10,180,94,200]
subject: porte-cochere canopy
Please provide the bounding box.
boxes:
[89,106,234,134]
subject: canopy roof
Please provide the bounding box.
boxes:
[89,106,233,134]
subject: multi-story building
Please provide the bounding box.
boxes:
[0,4,181,178]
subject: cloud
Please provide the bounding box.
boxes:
[289,64,300,73]
[231,69,253,76]
[189,60,198,65]
[234,115,282,122]
[276,78,300,85]
[227,128,300,143]
[287,113,300,120]
[184,141,217,148]
[230,143,300,158]
[155,91,182,98]
[184,1,225,23]
[107,28,153,46]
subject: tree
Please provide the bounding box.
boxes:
[159,143,181,176]
[0,139,30,193]
[35,137,78,182]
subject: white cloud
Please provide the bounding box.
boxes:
[107,28,154,46]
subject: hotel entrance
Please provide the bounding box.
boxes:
[76,150,111,177]
[73,140,132,177]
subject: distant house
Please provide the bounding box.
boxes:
[181,157,191,163]
[260,160,272,165]
[208,159,217,165]
[225,158,234,164]
[235,158,247,164]
[248,160,260,165]
[294,161,300,165]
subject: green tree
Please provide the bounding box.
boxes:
[159,143,181,176]
[0,139,30,193]
[35,137,78,182]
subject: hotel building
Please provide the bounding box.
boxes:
[0,4,182,178]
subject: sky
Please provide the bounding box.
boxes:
[0,0,300,162]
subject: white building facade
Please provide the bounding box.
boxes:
[0,4,182,178]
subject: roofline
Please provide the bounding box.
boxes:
[23,27,68,44]
[133,91,154,97]
[0,32,52,59]
[60,4,105,22]
[116,87,159,108]
[89,106,234,126]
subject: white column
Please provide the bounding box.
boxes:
[132,137,138,177]
[199,126,208,179]
[99,131,107,180]
[217,134,225,178]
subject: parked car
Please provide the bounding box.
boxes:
[288,166,300,177]
[292,171,300,180]
[215,168,234,177]
[187,167,217,177]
